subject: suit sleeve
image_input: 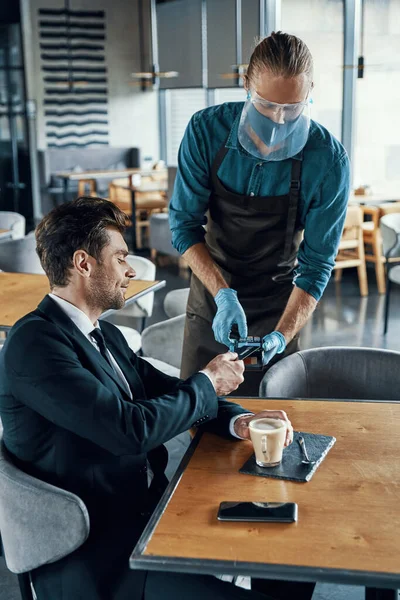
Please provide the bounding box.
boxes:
[5,321,218,456]
[103,325,250,440]
[197,397,250,439]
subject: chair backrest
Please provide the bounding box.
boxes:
[163,288,190,318]
[141,314,185,369]
[125,255,156,318]
[260,346,400,401]
[339,205,363,247]
[0,235,45,274]
[380,213,400,258]
[149,212,180,257]
[0,429,89,574]
[0,212,26,240]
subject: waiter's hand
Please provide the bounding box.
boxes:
[262,331,286,366]
[212,288,248,348]
[202,352,245,396]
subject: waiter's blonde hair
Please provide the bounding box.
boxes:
[245,32,313,87]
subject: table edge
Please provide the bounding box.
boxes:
[129,399,400,587]
[130,553,400,589]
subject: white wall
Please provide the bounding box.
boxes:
[28,0,159,162]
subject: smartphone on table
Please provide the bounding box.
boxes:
[217,501,298,523]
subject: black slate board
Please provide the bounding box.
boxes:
[239,431,336,482]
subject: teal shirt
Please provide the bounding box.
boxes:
[169,102,350,301]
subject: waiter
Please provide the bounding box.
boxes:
[169,31,350,396]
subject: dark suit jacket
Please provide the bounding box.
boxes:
[0,295,247,598]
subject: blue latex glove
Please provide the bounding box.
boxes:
[212,288,248,348]
[262,331,286,366]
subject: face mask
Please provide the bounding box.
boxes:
[246,103,301,147]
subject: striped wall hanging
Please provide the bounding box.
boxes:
[38,5,109,148]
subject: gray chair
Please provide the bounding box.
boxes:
[141,314,185,376]
[0,425,90,599]
[0,211,26,240]
[380,213,400,334]
[259,346,400,401]
[149,212,181,260]
[163,287,190,318]
[0,235,45,274]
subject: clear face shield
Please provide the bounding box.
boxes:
[238,89,311,161]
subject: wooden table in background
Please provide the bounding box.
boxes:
[0,272,165,332]
[54,168,168,251]
[0,228,11,240]
[131,398,400,598]
[349,193,400,206]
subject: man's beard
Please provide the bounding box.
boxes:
[87,272,125,313]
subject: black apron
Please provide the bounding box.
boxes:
[181,143,304,396]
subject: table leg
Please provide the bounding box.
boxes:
[63,178,69,204]
[365,588,397,600]
[130,187,137,252]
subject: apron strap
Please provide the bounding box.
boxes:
[210,143,229,189]
[282,154,303,261]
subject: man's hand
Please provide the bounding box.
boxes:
[233,410,293,446]
[202,352,245,396]
[212,288,248,348]
[262,331,286,366]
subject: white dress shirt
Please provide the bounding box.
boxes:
[49,294,249,438]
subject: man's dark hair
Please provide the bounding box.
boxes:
[36,196,128,288]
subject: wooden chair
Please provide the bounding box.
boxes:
[362,202,400,294]
[77,179,97,197]
[333,205,368,296]
[108,178,167,249]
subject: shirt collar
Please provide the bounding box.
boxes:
[49,293,99,337]
[225,108,304,161]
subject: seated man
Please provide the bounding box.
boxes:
[0,198,313,600]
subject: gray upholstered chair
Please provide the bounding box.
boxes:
[141,314,185,377]
[0,211,26,240]
[380,213,400,335]
[163,288,190,318]
[0,235,45,274]
[259,346,400,401]
[149,212,181,260]
[0,426,90,600]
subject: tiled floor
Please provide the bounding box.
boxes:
[1,262,399,600]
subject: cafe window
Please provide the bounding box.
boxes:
[165,88,207,167]
[353,0,400,196]
[281,0,344,142]
[213,87,246,105]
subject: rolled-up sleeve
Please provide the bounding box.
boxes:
[169,113,212,255]
[294,151,350,301]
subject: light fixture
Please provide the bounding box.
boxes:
[219,63,247,84]
[130,67,179,91]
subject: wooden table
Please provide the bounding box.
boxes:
[349,193,400,206]
[0,228,11,240]
[0,272,165,332]
[130,398,400,597]
[54,168,168,251]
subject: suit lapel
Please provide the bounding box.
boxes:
[36,296,132,401]
[102,328,146,399]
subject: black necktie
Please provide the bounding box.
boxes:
[90,328,114,370]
